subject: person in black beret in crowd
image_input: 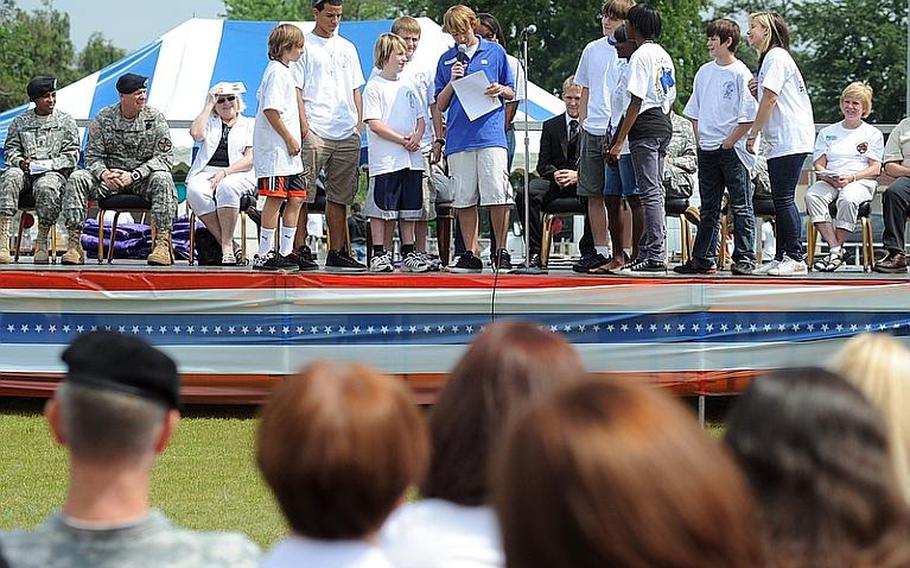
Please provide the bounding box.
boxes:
[0,332,261,568]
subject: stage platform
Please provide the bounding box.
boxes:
[2,263,909,404]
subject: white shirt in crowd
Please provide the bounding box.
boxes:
[626,41,676,115]
[884,116,910,167]
[380,499,504,568]
[609,59,631,154]
[684,58,759,171]
[814,120,884,186]
[261,536,394,568]
[574,37,617,136]
[370,62,436,152]
[757,47,815,159]
[292,32,366,141]
[506,54,526,103]
[188,114,255,179]
[362,74,425,176]
[253,60,303,178]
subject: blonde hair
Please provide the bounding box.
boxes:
[562,75,581,94]
[373,33,407,70]
[841,81,874,117]
[749,11,790,56]
[391,15,421,37]
[442,5,479,35]
[267,23,305,61]
[833,333,910,505]
[602,0,636,20]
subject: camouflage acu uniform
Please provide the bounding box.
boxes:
[0,109,79,224]
[0,511,260,568]
[62,103,176,232]
[663,112,697,199]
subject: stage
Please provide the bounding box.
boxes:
[2,263,909,404]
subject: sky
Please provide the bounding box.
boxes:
[17,0,225,50]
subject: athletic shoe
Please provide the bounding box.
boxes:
[619,258,667,274]
[296,244,317,264]
[421,252,443,272]
[731,261,756,276]
[451,251,483,273]
[401,250,431,273]
[288,251,318,272]
[572,252,605,273]
[752,259,780,275]
[325,249,367,272]
[494,249,512,271]
[767,254,808,276]
[673,258,718,275]
[252,251,299,272]
[369,251,394,272]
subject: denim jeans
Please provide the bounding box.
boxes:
[768,153,808,261]
[692,148,755,264]
[629,136,670,262]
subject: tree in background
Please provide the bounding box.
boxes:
[78,32,127,76]
[223,0,396,21]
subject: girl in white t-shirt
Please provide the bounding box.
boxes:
[745,12,815,276]
[805,82,883,271]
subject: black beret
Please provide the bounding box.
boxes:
[116,73,148,95]
[27,76,57,100]
[61,331,180,409]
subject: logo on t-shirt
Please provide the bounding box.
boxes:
[655,67,675,97]
[722,81,736,100]
[825,135,837,143]
[857,142,868,154]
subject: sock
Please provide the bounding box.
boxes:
[258,228,276,257]
[830,245,843,253]
[401,243,415,256]
[596,245,610,257]
[279,226,297,256]
[373,245,385,256]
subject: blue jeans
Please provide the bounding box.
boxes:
[768,153,808,261]
[604,154,640,197]
[692,148,755,264]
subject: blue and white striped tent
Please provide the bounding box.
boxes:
[0,18,565,166]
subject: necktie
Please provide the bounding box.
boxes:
[569,119,579,143]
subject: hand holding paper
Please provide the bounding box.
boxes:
[29,160,52,175]
[452,71,501,121]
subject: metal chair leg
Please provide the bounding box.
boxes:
[108,212,122,264]
[13,214,26,262]
[97,209,106,263]
[806,218,817,269]
[541,214,554,268]
[188,213,196,265]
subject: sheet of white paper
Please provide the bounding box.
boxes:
[452,71,500,121]
[29,160,51,175]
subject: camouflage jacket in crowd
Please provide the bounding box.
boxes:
[4,110,79,172]
[664,112,697,199]
[84,103,173,183]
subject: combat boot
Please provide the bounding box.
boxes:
[147,229,174,266]
[0,215,12,264]
[61,228,85,265]
[33,224,52,264]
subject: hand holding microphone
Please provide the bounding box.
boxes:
[452,44,468,81]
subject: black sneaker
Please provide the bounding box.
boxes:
[731,260,756,276]
[451,251,483,273]
[494,249,512,271]
[673,258,717,275]
[296,244,316,263]
[253,251,299,272]
[288,251,318,271]
[573,252,608,273]
[620,258,667,274]
[325,249,367,272]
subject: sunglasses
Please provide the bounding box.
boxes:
[216,95,237,104]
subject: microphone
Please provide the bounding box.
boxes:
[520,24,538,36]
[456,44,468,64]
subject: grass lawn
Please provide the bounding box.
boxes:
[0,399,287,548]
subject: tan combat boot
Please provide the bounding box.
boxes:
[0,215,12,264]
[61,228,85,265]
[33,224,51,264]
[147,229,174,266]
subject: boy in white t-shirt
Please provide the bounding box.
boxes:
[608,3,676,273]
[677,18,758,275]
[363,33,429,273]
[252,24,308,271]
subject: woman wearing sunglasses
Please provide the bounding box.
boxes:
[187,82,257,265]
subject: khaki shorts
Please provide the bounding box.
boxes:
[302,131,360,205]
[448,147,512,208]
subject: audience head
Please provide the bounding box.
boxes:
[613,24,636,60]
[209,82,247,118]
[834,333,910,503]
[839,81,874,119]
[373,33,408,72]
[601,0,635,38]
[494,377,765,568]
[267,23,305,62]
[312,0,343,36]
[442,4,479,45]
[391,16,421,58]
[748,11,790,56]
[476,13,507,49]
[257,361,428,540]
[706,17,740,53]
[626,3,661,41]
[48,331,180,465]
[115,73,148,115]
[725,367,910,567]
[422,321,585,506]
[27,75,57,115]
[562,75,582,118]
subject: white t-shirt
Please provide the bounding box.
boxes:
[684,59,758,170]
[363,75,425,176]
[626,42,676,114]
[253,60,303,178]
[262,536,393,568]
[380,500,503,568]
[506,54,526,103]
[814,121,883,185]
[609,60,631,155]
[757,47,815,159]
[292,32,365,141]
[574,37,617,136]
[371,63,436,152]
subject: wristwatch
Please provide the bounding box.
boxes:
[130,170,142,182]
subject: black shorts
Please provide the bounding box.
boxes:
[365,169,423,220]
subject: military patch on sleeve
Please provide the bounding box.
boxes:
[157,138,172,152]
[89,121,98,136]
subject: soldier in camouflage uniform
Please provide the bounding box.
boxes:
[0,76,79,264]
[0,331,261,568]
[61,73,177,265]
[663,111,698,200]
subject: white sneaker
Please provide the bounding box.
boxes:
[369,251,393,272]
[768,254,808,276]
[752,259,780,275]
[401,250,430,273]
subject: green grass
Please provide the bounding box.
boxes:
[0,400,286,548]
